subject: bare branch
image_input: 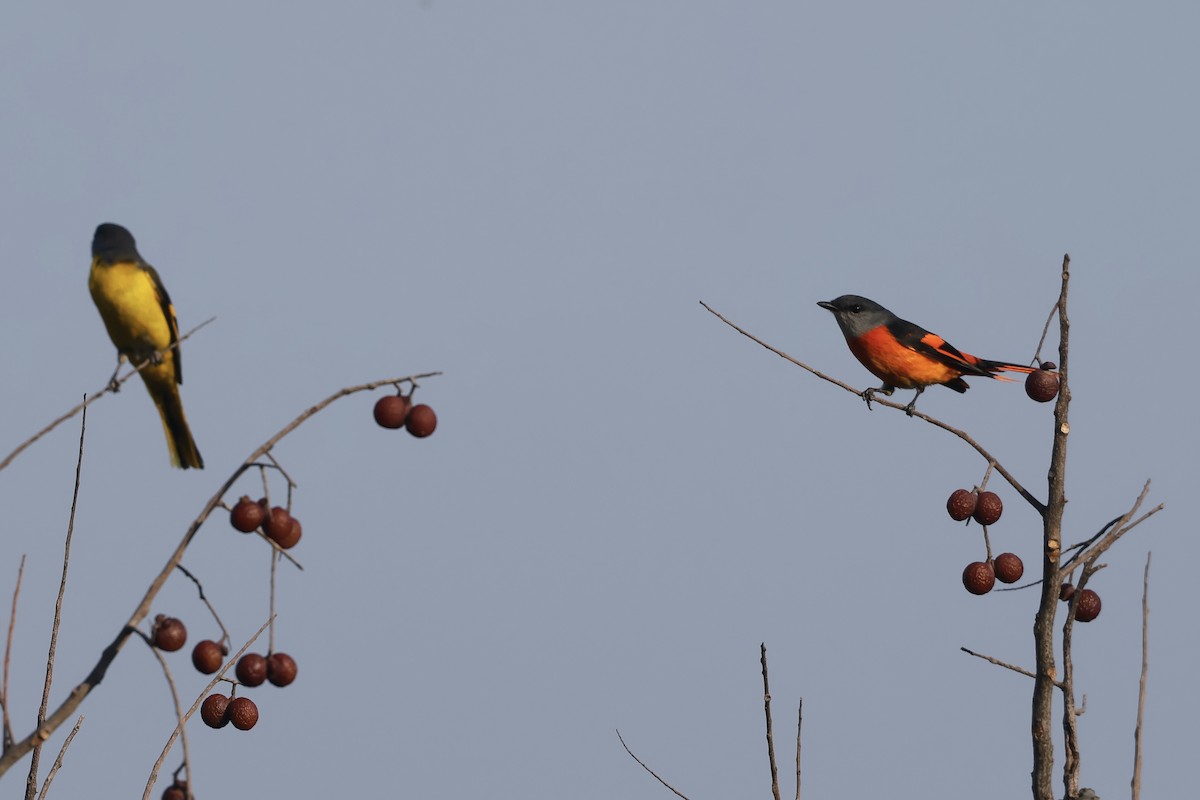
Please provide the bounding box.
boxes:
[960,647,1043,682]
[26,399,88,800]
[794,698,803,800]
[615,730,693,800]
[699,301,1046,515]
[35,716,83,800]
[1132,552,1151,800]
[138,633,191,800]
[761,644,781,800]
[0,372,442,777]
[173,565,230,650]
[1032,253,1072,800]
[2,555,25,751]
[0,319,215,475]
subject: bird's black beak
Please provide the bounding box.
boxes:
[817,300,836,312]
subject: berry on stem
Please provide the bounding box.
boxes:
[946,489,976,521]
[962,561,996,595]
[227,696,259,730]
[972,492,1003,526]
[267,652,298,687]
[236,653,268,687]
[262,507,293,542]
[1074,589,1102,622]
[230,496,265,533]
[994,552,1024,584]
[152,615,187,652]
[406,404,437,438]
[200,693,230,728]
[1025,369,1060,403]
[192,639,225,674]
[373,394,412,429]
[268,515,302,549]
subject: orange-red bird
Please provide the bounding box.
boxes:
[818,294,1033,414]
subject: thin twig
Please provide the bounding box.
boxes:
[35,715,83,800]
[960,647,1044,683]
[144,617,274,800]
[1132,552,1151,800]
[0,319,215,475]
[26,399,88,800]
[615,730,693,800]
[1032,301,1059,366]
[699,301,1046,515]
[138,633,190,800]
[2,555,25,751]
[1059,481,1162,580]
[0,371,442,777]
[173,565,230,649]
[761,644,781,800]
[269,550,278,654]
[794,698,802,800]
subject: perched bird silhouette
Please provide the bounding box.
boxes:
[89,223,204,468]
[818,294,1033,414]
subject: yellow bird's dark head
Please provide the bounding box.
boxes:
[92,223,142,263]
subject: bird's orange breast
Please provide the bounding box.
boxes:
[847,326,963,388]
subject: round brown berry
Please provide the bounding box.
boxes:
[946,489,976,521]
[235,653,268,687]
[962,561,996,595]
[972,491,1003,526]
[993,552,1024,584]
[200,693,230,728]
[268,515,302,549]
[192,639,225,674]
[230,495,265,533]
[1074,588,1102,622]
[227,696,259,730]
[267,652,298,687]
[374,394,412,429]
[152,615,187,652]
[1059,582,1076,601]
[1025,369,1060,403]
[162,782,187,800]
[405,404,437,438]
[262,506,292,542]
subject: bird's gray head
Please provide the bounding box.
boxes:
[816,294,897,340]
[92,223,141,262]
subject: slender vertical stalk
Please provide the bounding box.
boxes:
[1032,256,1071,799]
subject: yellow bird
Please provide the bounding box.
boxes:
[89,223,204,469]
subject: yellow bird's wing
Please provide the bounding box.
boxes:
[143,262,183,384]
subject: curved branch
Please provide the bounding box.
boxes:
[0,371,441,777]
[0,318,216,474]
[699,301,1046,515]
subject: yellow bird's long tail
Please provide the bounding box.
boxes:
[141,367,203,470]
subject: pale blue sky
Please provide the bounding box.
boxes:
[0,2,1195,797]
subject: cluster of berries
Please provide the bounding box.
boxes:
[946,489,1024,595]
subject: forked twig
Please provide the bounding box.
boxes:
[35,715,83,800]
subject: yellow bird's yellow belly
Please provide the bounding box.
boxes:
[88,259,174,357]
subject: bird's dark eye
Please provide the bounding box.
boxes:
[850,304,862,313]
